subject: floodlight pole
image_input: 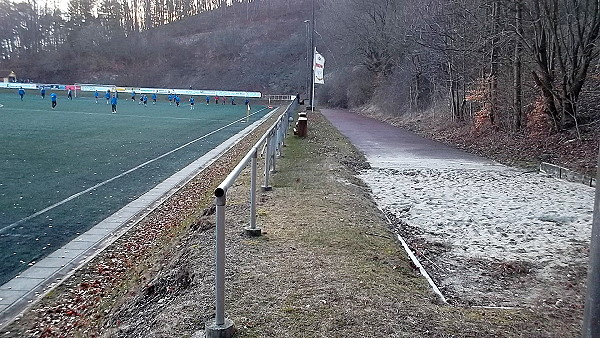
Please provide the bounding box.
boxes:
[304,20,310,97]
[583,149,600,337]
[309,0,315,110]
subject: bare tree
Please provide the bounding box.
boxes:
[329,0,406,78]
[513,0,523,130]
[523,0,600,131]
[412,0,485,121]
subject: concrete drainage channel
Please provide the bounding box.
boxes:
[381,208,527,310]
[378,207,448,304]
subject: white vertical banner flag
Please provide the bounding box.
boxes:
[314,50,325,84]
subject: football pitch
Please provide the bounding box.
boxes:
[0,88,271,285]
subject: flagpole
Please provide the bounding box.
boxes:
[304,19,310,97]
[311,47,316,111]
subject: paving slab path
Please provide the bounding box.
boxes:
[321,109,496,169]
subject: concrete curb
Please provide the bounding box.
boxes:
[539,162,595,187]
[377,208,447,304]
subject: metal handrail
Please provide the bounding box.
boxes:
[208,100,295,333]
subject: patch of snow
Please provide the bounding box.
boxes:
[360,161,594,306]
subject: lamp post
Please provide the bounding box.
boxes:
[583,151,600,337]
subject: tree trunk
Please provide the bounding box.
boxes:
[513,0,523,130]
[532,70,560,130]
[488,0,499,126]
[448,60,457,121]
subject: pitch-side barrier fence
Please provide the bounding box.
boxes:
[263,94,295,101]
[204,100,296,336]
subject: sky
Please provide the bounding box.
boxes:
[13,0,70,13]
[44,0,69,12]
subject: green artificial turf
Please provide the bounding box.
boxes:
[0,88,269,284]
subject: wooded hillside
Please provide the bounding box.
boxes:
[0,0,309,93]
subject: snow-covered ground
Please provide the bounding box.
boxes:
[360,160,595,307]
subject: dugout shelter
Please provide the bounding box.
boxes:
[2,70,16,83]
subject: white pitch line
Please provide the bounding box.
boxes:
[0,107,270,234]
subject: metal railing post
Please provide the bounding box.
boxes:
[262,133,272,191]
[204,190,234,337]
[250,153,257,229]
[277,121,284,150]
[276,120,283,156]
[215,193,226,326]
[270,133,277,173]
[244,151,261,236]
[281,116,287,145]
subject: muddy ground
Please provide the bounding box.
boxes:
[2,110,584,337]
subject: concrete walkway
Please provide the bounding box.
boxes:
[0,108,277,329]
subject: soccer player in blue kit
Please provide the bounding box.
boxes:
[111,94,118,113]
[50,92,57,109]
